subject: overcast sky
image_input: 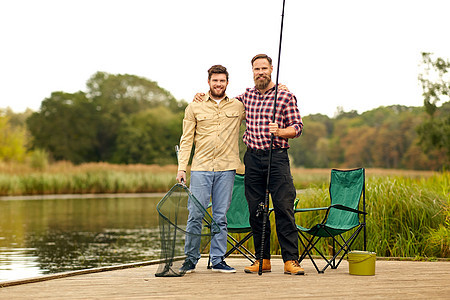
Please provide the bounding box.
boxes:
[1,0,449,117]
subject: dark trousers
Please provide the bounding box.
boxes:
[244,148,298,262]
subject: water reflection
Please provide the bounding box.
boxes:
[0,197,162,282]
[0,248,41,281]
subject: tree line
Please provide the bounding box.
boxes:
[290,104,448,170]
[26,72,188,165]
[1,53,449,170]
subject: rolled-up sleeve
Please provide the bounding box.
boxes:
[178,105,196,172]
[285,94,303,138]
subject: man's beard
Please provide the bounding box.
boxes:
[210,88,226,98]
[254,75,271,90]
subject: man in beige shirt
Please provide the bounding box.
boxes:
[176,65,245,274]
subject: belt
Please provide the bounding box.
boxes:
[247,147,287,155]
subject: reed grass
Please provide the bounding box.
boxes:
[0,161,437,196]
[291,173,449,258]
[366,175,447,258]
[0,161,178,195]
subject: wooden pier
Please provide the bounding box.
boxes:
[0,257,449,299]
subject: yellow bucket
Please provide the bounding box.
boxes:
[347,250,376,276]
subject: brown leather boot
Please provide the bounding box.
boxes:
[244,259,271,273]
[284,260,305,275]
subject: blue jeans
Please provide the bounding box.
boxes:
[184,170,236,266]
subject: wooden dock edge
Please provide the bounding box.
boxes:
[1,254,448,288]
[0,259,162,288]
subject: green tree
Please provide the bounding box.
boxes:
[112,106,183,164]
[417,52,450,167]
[85,72,185,162]
[4,107,33,129]
[341,126,376,168]
[289,119,328,167]
[294,105,446,170]
[0,112,27,162]
[27,72,187,164]
[27,91,97,163]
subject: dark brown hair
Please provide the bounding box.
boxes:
[251,54,272,66]
[208,65,229,81]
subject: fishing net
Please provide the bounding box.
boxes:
[155,182,220,277]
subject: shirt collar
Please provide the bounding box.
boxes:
[252,84,276,95]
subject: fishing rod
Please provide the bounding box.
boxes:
[258,0,286,276]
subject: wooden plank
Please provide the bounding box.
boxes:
[0,258,449,299]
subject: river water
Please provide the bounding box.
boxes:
[0,196,162,282]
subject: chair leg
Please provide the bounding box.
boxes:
[298,231,323,273]
[336,226,364,267]
[299,226,365,273]
[331,238,337,269]
[207,256,212,269]
[319,226,365,273]
[297,232,309,263]
[225,233,256,263]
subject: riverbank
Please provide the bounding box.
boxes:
[0,192,167,201]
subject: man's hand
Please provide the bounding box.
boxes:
[193,93,205,103]
[278,83,289,92]
[176,170,186,183]
[192,84,286,103]
[269,123,296,139]
[269,123,279,136]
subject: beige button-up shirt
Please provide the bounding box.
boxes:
[178,92,245,172]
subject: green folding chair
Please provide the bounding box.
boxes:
[295,168,367,273]
[224,173,256,262]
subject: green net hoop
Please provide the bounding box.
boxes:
[155,183,220,277]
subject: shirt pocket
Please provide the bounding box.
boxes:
[197,113,214,121]
[225,111,240,118]
[196,113,216,133]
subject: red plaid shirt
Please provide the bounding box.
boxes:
[236,86,303,150]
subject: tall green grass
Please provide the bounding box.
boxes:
[292,173,449,258]
[0,171,175,195]
[0,162,177,195]
[0,162,436,196]
[366,175,448,258]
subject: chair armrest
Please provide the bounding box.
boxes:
[294,207,328,213]
[330,204,367,215]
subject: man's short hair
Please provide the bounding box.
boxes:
[251,54,273,66]
[208,65,229,81]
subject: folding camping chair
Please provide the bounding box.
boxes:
[295,168,367,273]
[207,173,256,268]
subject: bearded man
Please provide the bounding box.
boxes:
[236,54,305,275]
[177,65,245,274]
